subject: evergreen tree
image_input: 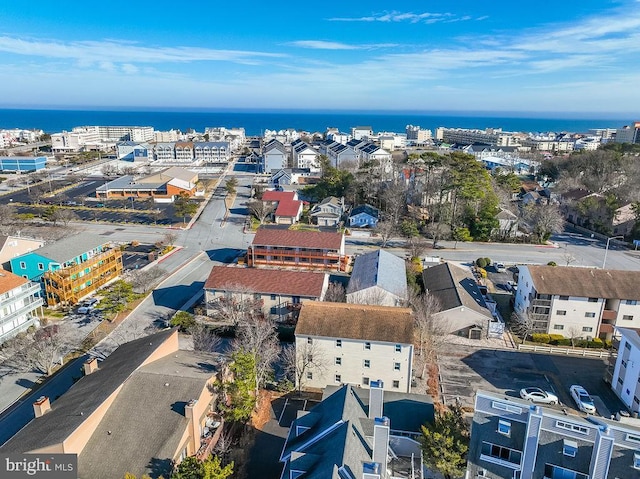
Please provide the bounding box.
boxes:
[420,405,470,479]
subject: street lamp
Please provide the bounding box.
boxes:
[602,235,625,269]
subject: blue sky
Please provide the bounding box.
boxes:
[0,0,639,114]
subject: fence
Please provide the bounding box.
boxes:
[517,343,615,359]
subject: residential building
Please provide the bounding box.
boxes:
[422,262,501,338]
[0,330,226,479]
[348,204,380,228]
[10,234,123,306]
[359,143,393,173]
[437,127,520,147]
[563,192,636,236]
[204,266,328,322]
[153,129,181,143]
[262,139,288,173]
[467,390,640,479]
[193,141,231,162]
[294,301,414,392]
[513,265,640,340]
[264,128,300,144]
[347,249,408,307]
[0,270,43,344]
[309,196,345,227]
[351,125,373,140]
[405,124,432,144]
[0,156,47,172]
[204,126,246,151]
[610,327,640,414]
[322,140,358,168]
[269,168,314,188]
[291,138,320,171]
[247,227,348,272]
[96,166,198,200]
[521,137,575,152]
[52,126,154,153]
[0,235,44,271]
[280,382,433,479]
[115,141,152,162]
[615,121,640,144]
[574,137,601,151]
[495,209,519,238]
[261,190,303,225]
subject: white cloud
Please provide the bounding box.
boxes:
[327,11,464,24]
[287,40,398,50]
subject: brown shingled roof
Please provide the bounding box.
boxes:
[295,301,414,344]
[252,227,343,250]
[0,270,28,295]
[204,266,326,297]
[526,265,640,300]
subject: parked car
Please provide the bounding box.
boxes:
[495,262,506,273]
[519,387,559,404]
[570,385,596,414]
[77,305,95,314]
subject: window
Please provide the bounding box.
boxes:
[394,362,401,371]
[563,440,578,457]
[292,296,301,304]
[626,300,638,306]
[544,464,588,479]
[582,327,593,332]
[559,295,569,300]
[622,359,628,368]
[335,374,341,383]
[395,344,402,352]
[588,297,598,303]
[307,337,313,344]
[626,342,633,351]
[498,419,511,436]
[306,372,313,380]
[480,442,522,466]
[556,310,567,316]
[335,357,342,365]
[554,324,565,330]
[364,342,371,350]
[627,433,640,444]
[364,359,370,368]
[37,263,44,271]
[392,380,400,388]
[492,401,523,414]
[618,377,624,386]
[555,420,589,435]
[362,377,369,386]
[635,452,640,470]
[270,294,276,300]
[336,339,342,347]
[19,261,26,269]
[585,312,596,318]
[623,315,634,321]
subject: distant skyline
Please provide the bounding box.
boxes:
[1,1,639,114]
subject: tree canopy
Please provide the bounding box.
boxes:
[420,405,470,479]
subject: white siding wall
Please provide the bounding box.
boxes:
[615,301,640,329]
[547,297,603,337]
[612,335,640,413]
[295,335,413,393]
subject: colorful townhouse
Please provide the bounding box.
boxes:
[0,270,43,344]
[10,234,123,307]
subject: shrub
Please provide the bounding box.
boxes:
[476,258,487,268]
[555,338,572,346]
[587,338,604,349]
[477,268,487,278]
[532,333,550,343]
[605,339,613,349]
[547,261,557,266]
[484,258,492,267]
[549,334,564,342]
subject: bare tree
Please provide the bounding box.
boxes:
[523,203,564,243]
[0,204,16,226]
[158,231,178,248]
[213,426,235,466]
[207,286,263,327]
[128,266,166,294]
[567,326,583,347]
[246,200,276,225]
[562,249,577,267]
[282,341,328,395]
[323,282,346,303]
[408,291,444,361]
[381,182,408,225]
[407,236,429,260]
[346,278,390,306]
[54,209,79,227]
[374,220,396,248]
[510,311,539,343]
[101,164,118,176]
[189,323,221,353]
[9,324,73,377]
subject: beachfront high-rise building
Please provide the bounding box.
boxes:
[436,126,521,147]
[615,122,640,144]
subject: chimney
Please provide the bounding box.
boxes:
[185,399,199,452]
[373,416,390,474]
[33,396,51,418]
[368,380,384,419]
[83,357,99,375]
[362,462,381,479]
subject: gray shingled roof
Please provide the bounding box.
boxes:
[422,263,492,318]
[0,329,177,453]
[347,249,407,299]
[78,350,217,479]
[29,233,111,263]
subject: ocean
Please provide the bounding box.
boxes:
[0,108,631,136]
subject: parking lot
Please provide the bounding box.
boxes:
[439,344,625,418]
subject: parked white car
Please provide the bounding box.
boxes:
[519,387,559,405]
[495,262,506,273]
[570,385,596,414]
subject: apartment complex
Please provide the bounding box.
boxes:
[291,138,320,171]
[294,301,414,392]
[0,330,225,479]
[247,227,348,272]
[436,127,521,147]
[615,121,640,144]
[153,141,231,164]
[468,391,640,479]
[514,265,640,340]
[610,327,640,415]
[51,126,154,152]
[0,270,43,343]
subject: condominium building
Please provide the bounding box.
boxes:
[468,390,640,479]
[291,138,320,171]
[610,327,640,415]
[436,127,520,147]
[0,270,43,344]
[294,301,414,392]
[514,265,640,340]
[615,122,640,144]
[247,227,348,272]
[405,124,433,143]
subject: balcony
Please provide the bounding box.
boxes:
[601,309,617,321]
[195,414,223,461]
[0,297,44,326]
